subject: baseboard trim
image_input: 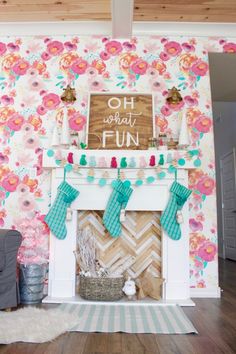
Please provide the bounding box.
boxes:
[190,287,222,298]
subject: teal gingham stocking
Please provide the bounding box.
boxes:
[160,181,192,240]
[45,181,79,240]
[103,180,133,238]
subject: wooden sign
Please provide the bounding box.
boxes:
[87,93,154,150]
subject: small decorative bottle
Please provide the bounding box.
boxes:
[158,133,168,150]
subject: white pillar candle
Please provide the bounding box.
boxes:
[61,107,70,146]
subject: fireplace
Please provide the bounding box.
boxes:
[42,149,195,306]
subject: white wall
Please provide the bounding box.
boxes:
[212,101,236,257]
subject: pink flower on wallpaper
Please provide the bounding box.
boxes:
[0,95,14,106]
[24,134,40,149]
[152,60,167,75]
[190,233,206,254]
[41,52,51,61]
[86,67,98,77]
[179,53,198,73]
[159,52,170,61]
[12,59,30,75]
[71,58,88,75]
[156,116,168,133]
[161,105,172,116]
[42,93,60,110]
[189,218,203,232]
[18,195,36,212]
[46,40,64,56]
[222,42,236,53]
[105,40,122,56]
[146,67,159,78]
[7,42,20,52]
[164,41,182,56]
[150,80,164,93]
[29,79,45,92]
[32,61,47,75]
[123,41,136,51]
[7,114,24,131]
[28,115,42,131]
[194,115,212,133]
[196,280,206,288]
[182,42,195,52]
[16,183,30,194]
[22,176,38,193]
[119,53,138,72]
[2,173,20,192]
[69,113,86,131]
[37,105,48,115]
[184,95,198,107]
[22,123,34,134]
[100,51,111,61]
[198,241,217,262]
[196,176,215,195]
[191,59,208,76]
[131,59,148,75]
[91,59,106,74]
[0,42,7,55]
[88,78,106,91]
[64,41,77,51]
[0,153,9,165]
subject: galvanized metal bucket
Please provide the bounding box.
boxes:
[19,264,46,305]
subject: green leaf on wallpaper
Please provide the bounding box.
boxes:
[117,76,124,79]
[5,192,10,198]
[116,82,123,86]
[202,194,206,201]
[0,77,5,80]
[56,82,61,86]
[135,74,140,80]
[57,75,64,79]
[10,131,15,137]
[203,261,208,268]
[197,76,201,81]
[178,83,185,87]
[178,77,185,80]
[199,132,204,139]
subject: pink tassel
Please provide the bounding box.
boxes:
[67,152,74,164]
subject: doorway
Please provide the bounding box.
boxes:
[209,53,236,261]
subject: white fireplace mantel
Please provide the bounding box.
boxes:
[42,149,195,306]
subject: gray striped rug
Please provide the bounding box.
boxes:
[59,303,197,334]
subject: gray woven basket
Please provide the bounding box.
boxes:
[79,275,124,301]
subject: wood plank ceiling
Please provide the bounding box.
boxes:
[0,0,236,22]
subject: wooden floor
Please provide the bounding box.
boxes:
[0,258,236,354]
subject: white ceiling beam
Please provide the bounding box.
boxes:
[111,0,134,39]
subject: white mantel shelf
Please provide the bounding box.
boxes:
[42,148,196,307]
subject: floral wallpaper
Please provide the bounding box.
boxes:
[0,34,234,288]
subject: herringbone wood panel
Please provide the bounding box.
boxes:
[77,211,162,278]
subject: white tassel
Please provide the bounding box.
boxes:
[178,111,190,148]
[61,107,70,146]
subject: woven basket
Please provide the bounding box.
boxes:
[79,275,124,301]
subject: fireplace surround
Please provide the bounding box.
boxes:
[42,149,195,306]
